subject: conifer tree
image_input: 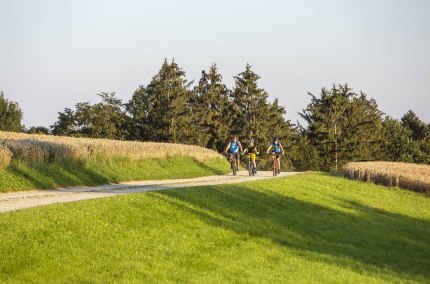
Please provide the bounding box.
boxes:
[401,110,429,141]
[342,93,384,161]
[400,110,430,163]
[301,85,350,170]
[231,64,274,146]
[194,64,231,151]
[128,59,197,144]
[126,85,151,141]
[381,116,425,163]
[289,126,321,171]
[301,84,384,171]
[229,65,292,170]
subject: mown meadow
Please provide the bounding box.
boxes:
[1,173,429,283]
[0,131,229,192]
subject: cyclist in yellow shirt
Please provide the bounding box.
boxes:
[242,139,259,174]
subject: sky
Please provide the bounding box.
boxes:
[1,0,429,128]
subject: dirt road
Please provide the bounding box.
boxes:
[0,171,301,213]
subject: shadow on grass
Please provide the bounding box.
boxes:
[6,162,109,190]
[194,158,229,175]
[1,157,228,191]
[152,183,430,281]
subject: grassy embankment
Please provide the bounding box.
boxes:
[343,161,430,195]
[1,172,429,283]
[0,131,229,192]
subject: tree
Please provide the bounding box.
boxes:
[229,64,292,170]
[381,116,425,163]
[25,126,50,135]
[400,111,430,163]
[267,98,292,141]
[301,84,384,171]
[342,93,384,162]
[301,85,350,171]
[51,108,76,136]
[194,64,231,151]
[51,93,128,140]
[126,85,151,141]
[0,91,23,132]
[289,126,321,171]
[231,64,287,145]
[74,93,128,140]
[127,59,197,144]
[401,110,429,140]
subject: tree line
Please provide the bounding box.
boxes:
[1,59,430,171]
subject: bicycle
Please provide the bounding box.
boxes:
[227,153,238,176]
[246,152,258,176]
[270,152,281,177]
[247,154,255,176]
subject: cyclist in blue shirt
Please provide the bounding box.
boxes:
[225,135,243,170]
[266,136,285,174]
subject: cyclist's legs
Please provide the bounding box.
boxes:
[227,153,235,168]
[272,155,277,170]
[277,154,281,171]
[249,153,257,169]
[273,153,280,171]
[234,152,240,168]
[251,153,257,169]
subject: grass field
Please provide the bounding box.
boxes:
[1,173,429,283]
[0,131,229,192]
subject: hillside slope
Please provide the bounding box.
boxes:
[1,173,429,283]
[0,131,229,192]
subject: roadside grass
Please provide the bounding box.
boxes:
[1,173,429,283]
[0,157,229,192]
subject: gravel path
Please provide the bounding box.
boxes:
[0,171,301,213]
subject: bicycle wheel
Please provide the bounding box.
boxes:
[273,159,277,177]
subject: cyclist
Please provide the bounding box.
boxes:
[266,136,285,174]
[242,139,259,174]
[224,135,243,170]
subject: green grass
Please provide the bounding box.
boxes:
[1,173,429,283]
[0,156,230,192]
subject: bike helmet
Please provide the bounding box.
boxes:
[273,136,278,141]
[249,139,254,144]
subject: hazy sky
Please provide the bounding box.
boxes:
[1,0,429,127]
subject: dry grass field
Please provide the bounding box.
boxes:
[0,131,223,168]
[342,161,430,195]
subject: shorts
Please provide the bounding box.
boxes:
[228,152,240,162]
[272,153,281,159]
[247,153,256,161]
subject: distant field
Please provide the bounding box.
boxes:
[343,161,430,195]
[0,131,229,192]
[1,173,429,283]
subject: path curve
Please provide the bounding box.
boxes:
[0,171,301,213]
